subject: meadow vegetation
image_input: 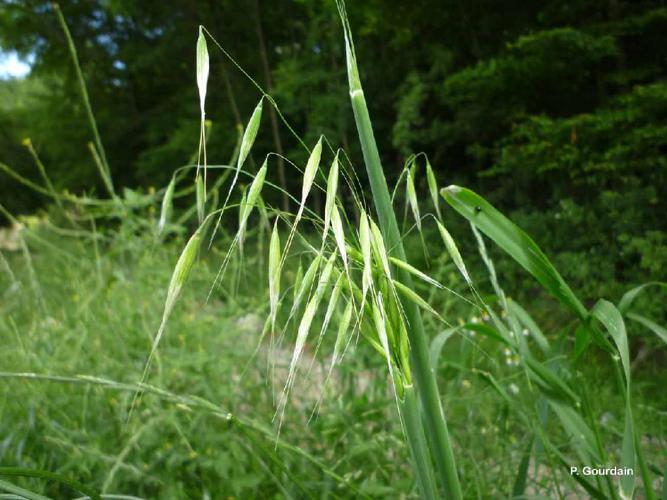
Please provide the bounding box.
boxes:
[0,1,665,498]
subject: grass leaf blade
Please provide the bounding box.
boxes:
[442,185,587,320]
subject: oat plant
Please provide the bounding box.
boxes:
[0,1,664,497]
[138,3,465,497]
[136,2,665,499]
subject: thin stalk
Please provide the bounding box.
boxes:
[581,375,618,500]
[338,3,462,498]
[54,3,114,197]
[0,478,50,500]
[0,371,368,498]
[613,359,653,500]
[399,385,439,500]
[634,426,655,500]
[88,142,116,200]
[23,138,64,211]
[253,0,289,211]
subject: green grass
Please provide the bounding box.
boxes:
[0,216,664,498]
[0,2,665,498]
[0,225,417,497]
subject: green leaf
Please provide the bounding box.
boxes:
[474,370,513,405]
[627,312,667,345]
[590,300,636,499]
[508,300,550,354]
[398,384,439,500]
[575,323,592,360]
[511,438,533,499]
[0,478,50,500]
[524,356,579,405]
[441,186,586,320]
[620,402,636,500]
[549,449,607,499]
[430,327,458,367]
[465,323,511,346]
[618,281,667,314]
[0,467,101,499]
[591,300,630,386]
[548,400,600,464]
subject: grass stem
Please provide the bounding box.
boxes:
[54,3,114,198]
[339,3,462,497]
[399,385,439,499]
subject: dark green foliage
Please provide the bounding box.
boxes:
[1,1,665,496]
[0,0,663,398]
[485,82,667,306]
[443,28,617,148]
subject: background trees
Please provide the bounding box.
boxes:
[1,0,665,303]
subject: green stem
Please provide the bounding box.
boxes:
[582,376,618,500]
[0,478,50,500]
[351,89,461,498]
[399,385,439,500]
[339,4,462,497]
[635,426,656,500]
[0,467,100,499]
[54,3,114,198]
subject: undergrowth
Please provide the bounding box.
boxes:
[0,1,665,498]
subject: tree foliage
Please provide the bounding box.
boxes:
[0,0,665,303]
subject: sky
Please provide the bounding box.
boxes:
[0,51,33,79]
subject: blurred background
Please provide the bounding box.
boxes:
[0,2,665,497]
[2,0,666,305]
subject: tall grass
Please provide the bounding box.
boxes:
[337,3,461,497]
[143,3,662,497]
[0,1,665,498]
